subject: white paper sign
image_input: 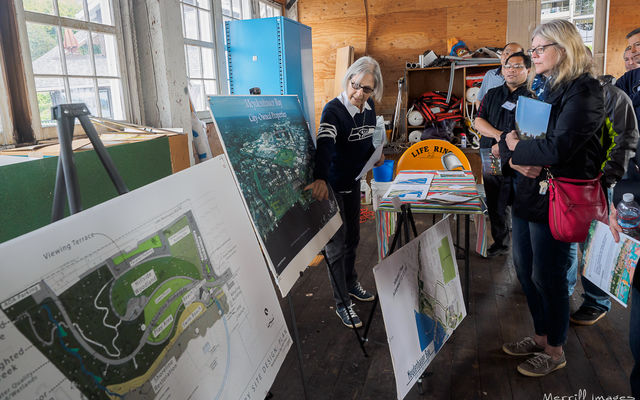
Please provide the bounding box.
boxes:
[0,156,291,400]
[373,218,466,399]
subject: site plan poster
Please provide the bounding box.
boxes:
[373,218,466,400]
[0,156,292,400]
[208,95,341,296]
[583,220,640,306]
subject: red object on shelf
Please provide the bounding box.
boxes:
[466,73,485,88]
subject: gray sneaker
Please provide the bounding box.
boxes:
[517,352,566,377]
[502,337,545,356]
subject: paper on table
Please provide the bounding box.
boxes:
[437,171,466,177]
[383,184,429,201]
[426,192,481,204]
[382,172,435,201]
[355,144,384,181]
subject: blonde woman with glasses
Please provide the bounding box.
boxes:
[498,19,605,377]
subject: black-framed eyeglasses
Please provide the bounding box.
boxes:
[527,43,558,56]
[350,81,374,94]
[503,64,526,70]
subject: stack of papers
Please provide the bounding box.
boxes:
[426,192,482,204]
[383,172,435,201]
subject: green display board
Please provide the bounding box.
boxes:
[0,137,173,243]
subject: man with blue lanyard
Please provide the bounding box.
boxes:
[474,52,532,257]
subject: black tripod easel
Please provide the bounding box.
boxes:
[50,103,129,222]
[324,201,418,358]
[284,274,310,400]
[381,202,438,397]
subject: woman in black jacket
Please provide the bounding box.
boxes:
[499,19,605,377]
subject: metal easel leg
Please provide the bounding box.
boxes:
[78,114,129,194]
[52,105,82,219]
[286,293,309,399]
[464,215,471,310]
[50,103,130,222]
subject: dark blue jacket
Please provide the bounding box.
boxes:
[313,97,376,191]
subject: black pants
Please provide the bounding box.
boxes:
[484,173,511,247]
[324,181,361,307]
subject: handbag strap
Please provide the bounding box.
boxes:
[546,168,602,184]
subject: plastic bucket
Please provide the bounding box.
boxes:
[371,179,393,211]
[373,159,395,182]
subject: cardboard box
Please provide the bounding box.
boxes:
[0,132,189,173]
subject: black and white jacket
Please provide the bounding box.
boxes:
[313,92,376,191]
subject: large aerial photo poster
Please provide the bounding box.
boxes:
[209,95,341,296]
[0,156,291,400]
[373,218,466,400]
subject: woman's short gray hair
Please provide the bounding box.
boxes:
[342,56,383,102]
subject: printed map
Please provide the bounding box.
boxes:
[2,212,229,399]
[0,157,291,400]
[209,95,341,296]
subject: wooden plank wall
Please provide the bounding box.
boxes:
[606,0,640,78]
[297,0,508,129]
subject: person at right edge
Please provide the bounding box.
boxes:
[609,206,640,398]
[612,26,640,399]
[569,46,639,326]
[498,20,605,377]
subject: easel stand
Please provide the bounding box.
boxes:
[323,203,418,358]
[51,103,129,222]
[285,275,309,400]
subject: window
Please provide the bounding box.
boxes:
[180,0,221,112]
[20,0,127,127]
[258,0,282,18]
[182,0,255,112]
[540,0,597,49]
[541,0,570,17]
[182,0,284,112]
[221,0,252,22]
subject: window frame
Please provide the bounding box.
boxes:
[538,0,606,73]
[0,35,14,145]
[183,0,284,114]
[14,0,133,141]
[180,0,228,113]
[257,0,282,18]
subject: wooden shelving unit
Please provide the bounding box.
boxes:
[404,63,500,134]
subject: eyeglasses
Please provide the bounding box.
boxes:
[350,81,374,94]
[527,43,558,56]
[503,64,526,70]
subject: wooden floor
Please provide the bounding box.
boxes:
[269,211,634,400]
